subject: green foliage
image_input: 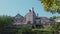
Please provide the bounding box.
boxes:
[32,28,53,34]
[49,16,56,21]
[16,25,32,34]
[49,16,60,21]
[0,15,15,34]
[0,16,12,24]
[40,0,60,14]
[56,16,60,18]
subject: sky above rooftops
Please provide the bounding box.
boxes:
[0,0,60,18]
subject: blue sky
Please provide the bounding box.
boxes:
[0,0,60,18]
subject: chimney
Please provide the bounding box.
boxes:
[29,9,31,12]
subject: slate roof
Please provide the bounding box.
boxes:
[13,13,24,22]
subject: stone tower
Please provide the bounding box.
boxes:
[25,7,36,24]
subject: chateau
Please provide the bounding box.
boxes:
[12,7,52,28]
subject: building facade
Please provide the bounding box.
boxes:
[12,7,52,28]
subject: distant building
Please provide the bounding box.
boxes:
[54,18,60,22]
[12,7,52,28]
